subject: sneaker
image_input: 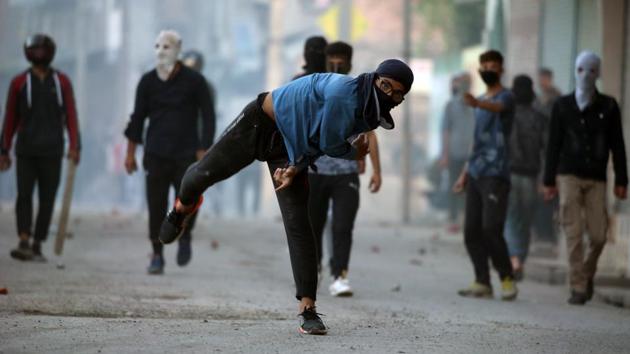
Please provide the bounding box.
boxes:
[159,197,203,245]
[30,242,47,263]
[176,238,192,266]
[10,241,33,261]
[147,254,164,275]
[329,277,353,297]
[500,277,518,301]
[457,282,493,298]
[568,290,588,305]
[586,278,594,301]
[298,307,327,335]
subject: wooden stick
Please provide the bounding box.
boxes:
[54,159,77,256]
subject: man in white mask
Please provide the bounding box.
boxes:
[124,30,216,275]
[574,51,600,111]
[155,30,181,81]
[543,51,627,305]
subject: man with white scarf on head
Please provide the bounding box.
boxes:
[123,30,215,275]
[543,51,628,305]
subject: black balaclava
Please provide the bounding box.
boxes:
[372,59,414,129]
[355,59,413,130]
[24,34,56,67]
[512,75,535,105]
[302,36,327,74]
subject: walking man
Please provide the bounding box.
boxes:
[504,75,547,280]
[440,72,475,233]
[532,67,562,252]
[124,30,215,274]
[1,34,81,262]
[543,51,627,305]
[158,59,413,334]
[307,41,383,297]
[453,50,517,300]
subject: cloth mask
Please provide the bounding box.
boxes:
[375,86,401,114]
[479,70,499,86]
[574,51,600,111]
[155,30,182,81]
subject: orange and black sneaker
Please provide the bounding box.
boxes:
[298,307,327,335]
[159,196,203,244]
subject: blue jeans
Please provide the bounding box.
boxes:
[504,173,538,262]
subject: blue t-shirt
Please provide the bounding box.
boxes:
[468,88,515,180]
[272,73,368,166]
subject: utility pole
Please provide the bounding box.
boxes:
[401,0,412,224]
[339,0,352,41]
[259,0,285,218]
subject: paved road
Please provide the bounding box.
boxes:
[1,211,629,353]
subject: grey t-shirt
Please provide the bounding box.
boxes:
[441,96,476,159]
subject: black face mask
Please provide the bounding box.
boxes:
[376,86,400,113]
[479,70,499,86]
[30,57,52,67]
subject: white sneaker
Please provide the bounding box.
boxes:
[329,277,353,297]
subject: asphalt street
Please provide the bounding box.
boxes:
[1,211,629,353]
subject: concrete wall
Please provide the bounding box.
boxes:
[539,0,578,93]
[504,0,541,82]
[599,0,630,277]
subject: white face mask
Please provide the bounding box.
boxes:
[154,31,181,80]
[574,51,600,110]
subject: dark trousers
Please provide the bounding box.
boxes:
[447,158,467,222]
[144,153,198,255]
[15,155,62,242]
[178,94,319,301]
[464,175,513,285]
[308,173,360,278]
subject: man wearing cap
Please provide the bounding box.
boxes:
[1,34,81,262]
[158,59,414,335]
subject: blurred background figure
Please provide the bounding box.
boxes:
[530,67,561,257]
[536,68,561,118]
[439,72,474,234]
[1,34,81,263]
[123,30,215,275]
[293,36,328,80]
[503,74,546,280]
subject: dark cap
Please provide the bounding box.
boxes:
[375,59,414,93]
